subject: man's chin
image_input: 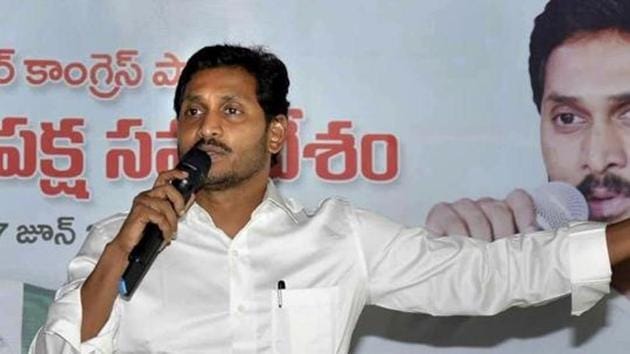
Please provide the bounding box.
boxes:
[200,169,261,192]
[200,176,239,191]
[195,170,236,190]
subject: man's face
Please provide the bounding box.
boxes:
[541,31,630,223]
[177,66,284,191]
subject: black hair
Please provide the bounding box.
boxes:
[529,0,630,112]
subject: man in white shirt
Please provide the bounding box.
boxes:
[31,44,630,354]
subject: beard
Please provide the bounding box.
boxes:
[198,132,269,191]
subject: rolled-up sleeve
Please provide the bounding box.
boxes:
[30,282,122,353]
[29,215,126,353]
[567,222,611,315]
[356,208,611,317]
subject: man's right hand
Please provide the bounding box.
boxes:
[425,189,539,241]
[111,169,191,255]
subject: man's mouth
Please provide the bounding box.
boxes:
[197,144,229,160]
[576,173,630,222]
[586,189,630,221]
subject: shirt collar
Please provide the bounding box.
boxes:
[262,179,301,224]
[185,179,302,225]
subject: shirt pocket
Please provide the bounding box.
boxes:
[270,286,339,354]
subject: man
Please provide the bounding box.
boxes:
[31,44,630,353]
[426,0,630,295]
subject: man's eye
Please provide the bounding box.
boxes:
[224,107,242,115]
[185,107,201,117]
[550,112,587,133]
[619,110,630,126]
[552,113,585,126]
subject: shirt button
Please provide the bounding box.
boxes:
[231,249,239,257]
[237,304,246,313]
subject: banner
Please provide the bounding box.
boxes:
[2,1,628,353]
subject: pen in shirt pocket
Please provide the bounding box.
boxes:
[277,280,286,308]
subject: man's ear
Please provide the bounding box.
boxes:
[268,114,288,153]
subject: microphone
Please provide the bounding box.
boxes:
[530,181,589,230]
[119,146,211,299]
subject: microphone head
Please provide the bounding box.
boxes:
[178,147,212,183]
[172,147,212,201]
[531,181,589,230]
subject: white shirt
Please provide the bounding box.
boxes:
[352,291,630,354]
[30,182,611,354]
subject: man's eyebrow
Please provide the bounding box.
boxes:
[544,93,580,106]
[609,92,630,104]
[606,92,630,115]
[182,94,204,103]
[182,93,242,103]
[219,94,240,102]
[543,93,590,116]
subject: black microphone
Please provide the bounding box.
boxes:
[119,145,211,299]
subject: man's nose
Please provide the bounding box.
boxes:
[199,110,223,139]
[583,122,628,174]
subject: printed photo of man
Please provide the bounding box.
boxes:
[426,0,630,295]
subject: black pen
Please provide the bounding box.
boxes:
[277,280,286,308]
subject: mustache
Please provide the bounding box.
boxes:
[196,137,232,153]
[179,138,232,157]
[576,173,630,198]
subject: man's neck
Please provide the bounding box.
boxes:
[195,172,269,238]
